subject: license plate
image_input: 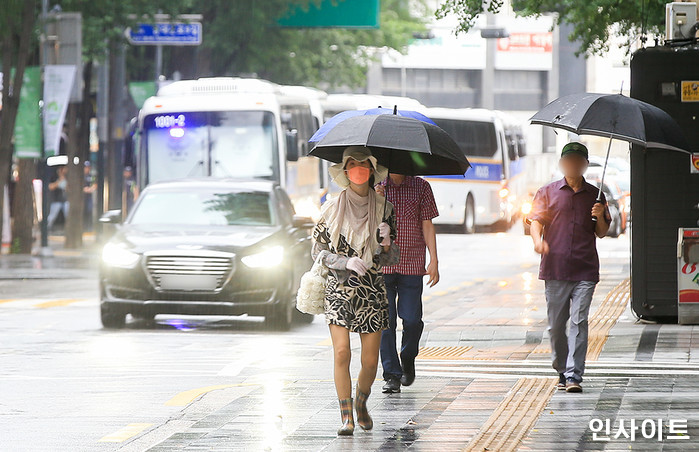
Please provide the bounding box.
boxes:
[159,274,218,291]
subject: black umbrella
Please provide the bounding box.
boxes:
[309,114,471,176]
[530,93,690,152]
[530,92,691,221]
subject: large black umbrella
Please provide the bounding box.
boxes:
[531,93,690,152]
[530,92,691,220]
[309,114,470,176]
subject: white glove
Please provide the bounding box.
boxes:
[346,256,369,277]
[378,222,391,246]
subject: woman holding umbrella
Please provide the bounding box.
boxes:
[311,145,399,436]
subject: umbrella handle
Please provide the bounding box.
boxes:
[591,200,602,223]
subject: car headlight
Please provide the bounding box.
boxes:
[241,246,284,268]
[102,242,140,268]
[521,201,533,215]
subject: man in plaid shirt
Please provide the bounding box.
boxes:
[377,174,440,393]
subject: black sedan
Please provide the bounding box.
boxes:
[98,179,315,330]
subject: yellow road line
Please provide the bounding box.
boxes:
[98,423,153,443]
[34,298,86,309]
[464,377,556,452]
[0,299,19,304]
[165,383,265,407]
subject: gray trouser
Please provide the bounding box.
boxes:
[544,280,596,383]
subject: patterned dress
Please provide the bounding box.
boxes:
[312,211,399,333]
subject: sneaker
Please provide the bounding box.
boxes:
[557,374,566,390]
[565,378,582,393]
[382,377,401,394]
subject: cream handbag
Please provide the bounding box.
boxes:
[296,253,328,315]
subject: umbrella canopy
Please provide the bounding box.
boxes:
[309,114,470,176]
[310,107,436,143]
[530,93,690,153]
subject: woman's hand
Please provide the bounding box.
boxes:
[346,256,369,277]
[375,184,385,197]
[378,222,391,246]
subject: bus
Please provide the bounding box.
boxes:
[422,107,527,233]
[321,93,425,123]
[129,77,325,219]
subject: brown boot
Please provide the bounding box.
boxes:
[355,386,373,430]
[337,398,354,436]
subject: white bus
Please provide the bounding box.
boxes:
[130,77,325,219]
[321,93,426,123]
[423,108,527,233]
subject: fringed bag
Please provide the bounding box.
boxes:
[296,253,328,315]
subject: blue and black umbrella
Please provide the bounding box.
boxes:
[309,107,470,177]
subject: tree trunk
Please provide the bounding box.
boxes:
[11,159,36,254]
[64,103,84,249]
[0,0,37,249]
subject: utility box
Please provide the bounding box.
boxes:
[665,2,698,40]
[630,45,699,321]
[678,228,699,323]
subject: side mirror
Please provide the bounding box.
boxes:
[292,215,315,229]
[99,209,122,224]
[286,129,299,162]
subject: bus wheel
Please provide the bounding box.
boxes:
[463,196,475,234]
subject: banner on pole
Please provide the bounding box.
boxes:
[13,66,42,159]
[43,65,76,157]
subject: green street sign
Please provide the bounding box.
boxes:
[278,0,380,28]
[14,66,42,159]
[129,81,157,109]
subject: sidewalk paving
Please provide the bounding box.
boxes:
[118,236,699,451]
[0,234,98,279]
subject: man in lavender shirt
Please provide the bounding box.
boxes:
[529,142,612,393]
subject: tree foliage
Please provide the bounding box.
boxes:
[171,0,426,88]
[436,0,667,55]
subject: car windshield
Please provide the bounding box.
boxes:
[129,189,275,226]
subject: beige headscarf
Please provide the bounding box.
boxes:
[322,147,391,266]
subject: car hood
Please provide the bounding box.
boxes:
[110,224,283,255]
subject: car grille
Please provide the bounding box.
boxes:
[145,254,234,292]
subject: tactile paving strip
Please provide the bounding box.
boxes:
[415,345,474,359]
[463,377,557,452]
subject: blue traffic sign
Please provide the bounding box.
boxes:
[127,22,202,45]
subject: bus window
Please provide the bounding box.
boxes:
[281,105,315,156]
[517,132,527,157]
[144,112,209,184]
[504,129,518,162]
[210,111,277,179]
[432,119,498,158]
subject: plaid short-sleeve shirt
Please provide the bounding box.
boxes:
[380,176,439,275]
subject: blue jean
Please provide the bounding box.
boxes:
[47,201,69,230]
[380,273,424,380]
[544,280,597,383]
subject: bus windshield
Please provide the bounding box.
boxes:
[143,111,277,184]
[431,119,498,158]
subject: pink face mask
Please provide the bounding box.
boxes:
[347,166,371,185]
